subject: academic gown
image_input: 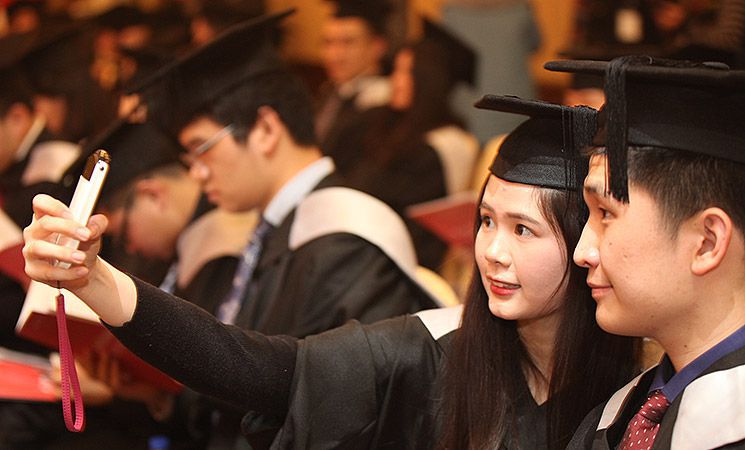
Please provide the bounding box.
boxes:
[568,346,745,449]
[232,173,438,338]
[0,127,78,352]
[110,284,548,449]
[317,77,390,169]
[166,203,256,448]
[326,107,450,270]
[0,126,79,227]
[160,174,439,447]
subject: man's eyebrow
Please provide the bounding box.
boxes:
[583,182,606,197]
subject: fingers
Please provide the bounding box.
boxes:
[23,195,108,285]
[25,214,91,242]
[31,194,73,222]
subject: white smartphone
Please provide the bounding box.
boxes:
[55,149,110,269]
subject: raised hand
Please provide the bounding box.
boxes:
[23,194,108,290]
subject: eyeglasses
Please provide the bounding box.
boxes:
[182,124,235,167]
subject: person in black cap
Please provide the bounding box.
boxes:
[60,120,258,450]
[21,94,640,448]
[542,56,745,449]
[314,0,393,153]
[325,17,479,270]
[0,31,80,228]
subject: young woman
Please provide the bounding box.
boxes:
[327,19,478,270]
[22,96,639,449]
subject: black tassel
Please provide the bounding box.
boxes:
[604,56,651,202]
[571,105,597,219]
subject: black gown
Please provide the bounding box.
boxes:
[230,173,437,338]
[324,107,449,270]
[110,279,549,449]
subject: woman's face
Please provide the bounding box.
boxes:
[475,175,568,325]
[389,48,414,111]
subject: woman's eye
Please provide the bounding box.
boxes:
[480,215,493,228]
[599,207,612,220]
[515,224,533,237]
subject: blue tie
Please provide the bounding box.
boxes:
[216,218,273,324]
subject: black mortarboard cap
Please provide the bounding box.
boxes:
[420,18,476,87]
[196,0,266,29]
[327,0,392,34]
[130,9,293,135]
[60,118,184,201]
[475,95,597,191]
[545,55,745,201]
[118,45,175,93]
[19,21,93,96]
[0,32,37,104]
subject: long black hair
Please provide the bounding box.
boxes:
[360,41,463,167]
[437,177,640,449]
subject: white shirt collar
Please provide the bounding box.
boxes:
[15,116,46,163]
[262,156,335,227]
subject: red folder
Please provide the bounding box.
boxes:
[17,282,182,394]
[0,348,56,402]
[407,192,479,248]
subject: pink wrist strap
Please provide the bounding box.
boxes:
[56,292,86,432]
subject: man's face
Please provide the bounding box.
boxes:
[106,187,181,260]
[573,154,690,338]
[179,117,268,213]
[321,17,385,85]
[0,105,30,173]
[0,115,16,173]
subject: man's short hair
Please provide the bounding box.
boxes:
[193,70,317,147]
[626,146,745,238]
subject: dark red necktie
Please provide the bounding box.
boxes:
[617,390,670,450]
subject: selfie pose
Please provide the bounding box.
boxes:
[23,91,640,448]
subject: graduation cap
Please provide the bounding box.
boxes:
[129,9,294,135]
[545,55,745,201]
[418,18,476,87]
[474,95,597,191]
[326,0,392,35]
[557,44,661,89]
[18,21,93,97]
[60,118,185,202]
[0,32,37,107]
[118,45,175,93]
[196,0,266,29]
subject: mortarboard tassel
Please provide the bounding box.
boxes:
[604,55,652,202]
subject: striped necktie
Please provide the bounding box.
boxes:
[216,218,273,324]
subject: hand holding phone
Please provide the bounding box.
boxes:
[56,150,110,269]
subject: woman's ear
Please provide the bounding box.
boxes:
[251,106,283,155]
[690,207,733,276]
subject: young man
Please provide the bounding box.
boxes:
[315,0,392,157]
[547,56,745,448]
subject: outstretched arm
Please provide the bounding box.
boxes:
[23,194,296,415]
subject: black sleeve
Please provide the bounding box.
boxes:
[106,277,297,418]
